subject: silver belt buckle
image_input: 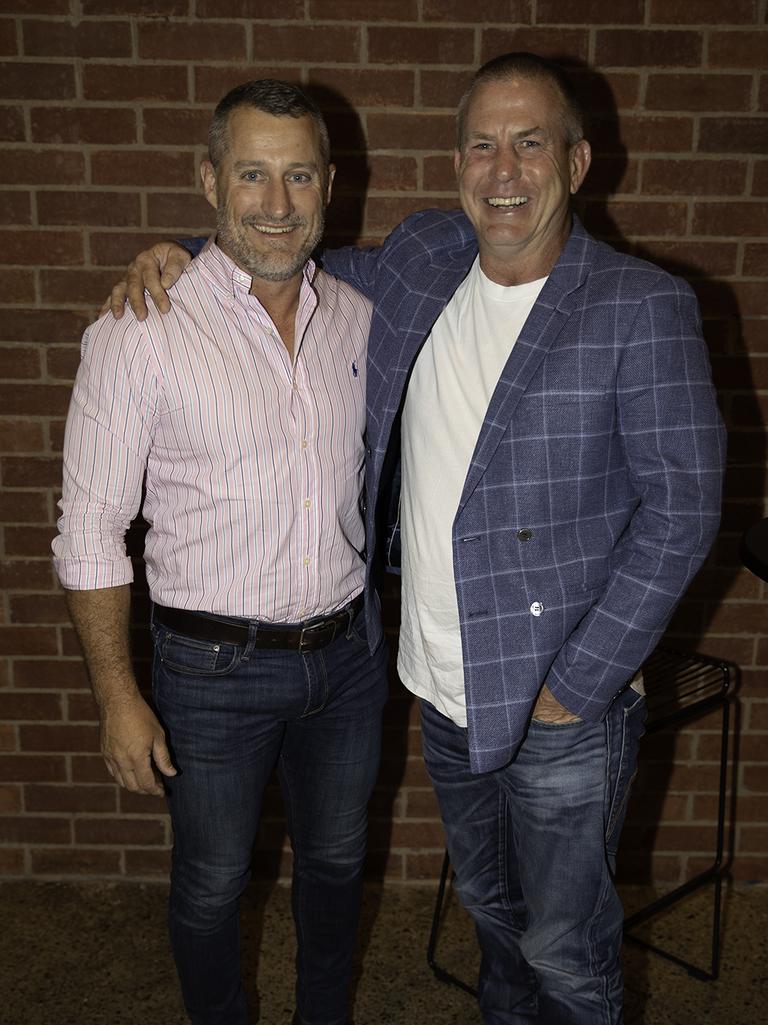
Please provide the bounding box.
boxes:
[299,619,331,652]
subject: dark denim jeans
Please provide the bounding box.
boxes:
[421,686,646,1025]
[151,604,388,1025]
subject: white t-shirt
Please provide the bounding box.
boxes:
[398,258,547,725]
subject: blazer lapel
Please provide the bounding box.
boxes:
[457,219,595,515]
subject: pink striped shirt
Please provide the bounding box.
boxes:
[53,239,371,621]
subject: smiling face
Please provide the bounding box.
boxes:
[201,105,334,288]
[455,75,590,285]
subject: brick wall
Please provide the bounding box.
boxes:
[0,1,766,884]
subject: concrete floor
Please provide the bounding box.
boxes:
[2,880,766,1024]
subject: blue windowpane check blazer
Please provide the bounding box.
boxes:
[322,210,726,774]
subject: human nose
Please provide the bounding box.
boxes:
[492,148,521,182]
[262,177,292,220]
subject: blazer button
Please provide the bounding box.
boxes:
[530,601,544,616]
[517,527,533,541]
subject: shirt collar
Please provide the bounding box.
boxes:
[196,234,318,303]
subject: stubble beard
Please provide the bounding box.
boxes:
[216,205,325,283]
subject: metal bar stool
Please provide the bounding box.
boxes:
[426,647,733,992]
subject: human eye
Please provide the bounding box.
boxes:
[287,171,312,184]
[472,141,493,151]
[519,138,541,150]
[241,169,262,182]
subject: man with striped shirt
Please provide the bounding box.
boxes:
[53,81,388,1025]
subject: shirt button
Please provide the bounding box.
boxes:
[301,440,308,449]
[530,601,544,617]
[304,500,311,508]
[303,557,311,565]
[517,528,533,541]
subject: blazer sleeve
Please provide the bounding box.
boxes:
[546,276,727,721]
[320,245,383,301]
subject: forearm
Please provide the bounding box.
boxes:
[65,585,138,706]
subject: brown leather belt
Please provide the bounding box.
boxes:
[153,593,364,653]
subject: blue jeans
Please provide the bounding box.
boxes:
[151,604,388,1025]
[421,686,646,1025]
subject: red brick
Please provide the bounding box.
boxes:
[124,847,172,875]
[739,825,768,853]
[637,240,738,279]
[481,28,590,64]
[0,627,57,656]
[115,794,168,823]
[91,149,196,187]
[0,147,85,185]
[0,191,31,225]
[402,852,446,880]
[83,64,189,103]
[26,783,116,813]
[616,853,683,885]
[0,784,21,812]
[142,107,211,147]
[422,155,460,193]
[0,754,66,782]
[0,105,24,142]
[193,65,301,104]
[574,71,641,114]
[538,0,642,21]
[31,847,121,876]
[591,115,694,154]
[22,18,131,58]
[743,765,768,792]
[700,117,768,155]
[0,692,61,720]
[586,200,688,239]
[645,73,752,113]
[0,560,54,591]
[66,692,99,721]
[709,30,768,69]
[75,816,166,845]
[693,201,768,237]
[370,25,473,64]
[0,229,83,266]
[0,723,16,751]
[0,269,34,303]
[10,594,69,625]
[420,69,474,110]
[0,848,24,873]
[743,243,768,276]
[14,660,88,690]
[7,0,71,10]
[2,456,65,486]
[38,269,129,307]
[19,723,99,752]
[5,525,57,558]
[365,196,455,233]
[199,0,304,15]
[336,154,417,194]
[312,0,417,17]
[146,193,216,230]
[0,490,48,521]
[404,789,440,818]
[650,0,758,21]
[740,320,768,355]
[367,112,454,151]
[0,310,90,344]
[595,29,702,67]
[30,106,137,145]
[0,348,41,380]
[251,24,360,63]
[138,20,245,62]
[0,814,71,843]
[308,68,415,108]
[83,0,187,12]
[71,755,111,783]
[0,61,75,99]
[642,158,746,197]
[0,20,17,57]
[45,344,81,381]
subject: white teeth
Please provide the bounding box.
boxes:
[486,196,528,207]
[252,224,294,234]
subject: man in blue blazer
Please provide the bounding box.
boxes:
[112,53,725,1025]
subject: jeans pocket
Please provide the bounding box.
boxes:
[158,627,242,677]
[605,688,647,854]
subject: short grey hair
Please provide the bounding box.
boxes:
[208,79,331,171]
[456,52,585,150]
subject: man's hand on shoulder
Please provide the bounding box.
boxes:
[532,683,582,724]
[102,241,192,323]
[99,688,176,796]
